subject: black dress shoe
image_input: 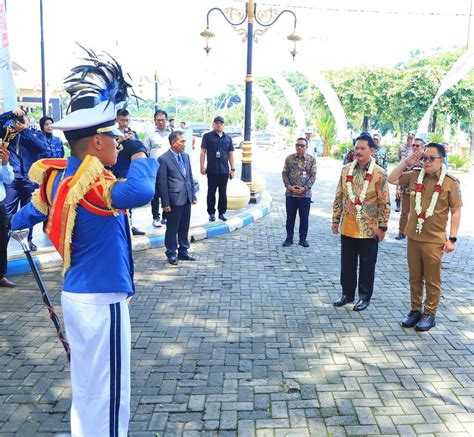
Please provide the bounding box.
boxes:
[395,206,401,212]
[0,277,16,288]
[131,227,146,236]
[178,253,196,261]
[415,313,436,332]
[401,310,423,328]
[282,239,293,247]
[298,240,309,248]
[218,214,227,221]
[333,295,354,307]
[394,233,406,240]
[353,299,370,311]
[167,256,178,266]
[209,214,216,222]
[28,241,38,252]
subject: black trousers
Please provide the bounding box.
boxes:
[151,168,161,220]
[340,235,379,302]
[285,196,311,242]
[164,203,191,258]
[4,177,35,241]
[0,203,9,278]
[207,173,228,215]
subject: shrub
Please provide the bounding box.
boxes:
[331,141,352,160]
[448,154,471,169]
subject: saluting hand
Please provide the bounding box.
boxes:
[405,151,423,167]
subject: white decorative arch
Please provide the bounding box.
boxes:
[417,47,474,137]
[304,70,350,141]
[271,72,306,133]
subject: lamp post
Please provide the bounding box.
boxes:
[139,70,171,112]
[201,0,301,199]
[40,0,46,117]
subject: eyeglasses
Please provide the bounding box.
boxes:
[295,144,307,148]
[420,155,441,163]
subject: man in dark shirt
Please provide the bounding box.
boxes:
[200,116,235,222]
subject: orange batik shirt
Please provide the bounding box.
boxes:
[332,161,390,239]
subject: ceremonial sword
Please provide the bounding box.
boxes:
[11,229,71,362]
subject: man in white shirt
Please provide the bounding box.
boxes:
[144,110,172,227]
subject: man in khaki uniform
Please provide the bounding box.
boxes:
[395,136,424,240]
[388,143,462,331]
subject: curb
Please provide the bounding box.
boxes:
[7,191,272,276]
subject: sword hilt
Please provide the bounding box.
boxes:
[10,229,31,252]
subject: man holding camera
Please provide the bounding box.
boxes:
[113,109,146,236]
[0,108,47,251]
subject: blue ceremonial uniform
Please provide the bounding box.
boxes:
[12,156,157,295]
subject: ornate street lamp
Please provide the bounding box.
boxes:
[139,70,171,113]
[201,0,301,200]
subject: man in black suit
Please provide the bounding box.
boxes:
[157,131,197,265]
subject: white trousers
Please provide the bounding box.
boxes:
[61,292,131,437]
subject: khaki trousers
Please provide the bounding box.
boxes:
[398,192,410,234]
[407,238,444,315]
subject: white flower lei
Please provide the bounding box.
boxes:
[346,157,376,221]
[414,166,447,234]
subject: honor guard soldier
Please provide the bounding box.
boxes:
[388,142,462,331]
[12,49,157,437]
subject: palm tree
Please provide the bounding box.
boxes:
[316,110,337,157]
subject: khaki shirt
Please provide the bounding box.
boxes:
[333,162,390,239]
[399,169,462,244]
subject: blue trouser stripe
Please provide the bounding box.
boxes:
[109,303,122,437]
[114,303,121,437]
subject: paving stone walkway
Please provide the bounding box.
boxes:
[1,151,473,436]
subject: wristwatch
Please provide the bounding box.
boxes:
[448,236,457,243]
[378,226,388,233]
[231,168,235,171]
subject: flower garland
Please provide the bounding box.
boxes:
[346,157,376,221]
[414,166,447,234]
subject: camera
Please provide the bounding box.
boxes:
[124,127,131,134]
[13,115,25,124]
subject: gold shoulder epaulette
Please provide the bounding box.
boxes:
[28,158,68,184]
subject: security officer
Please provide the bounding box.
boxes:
[388,143,462,331]
[394,137,425,240]
[200,115,235,222]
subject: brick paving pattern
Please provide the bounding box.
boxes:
[1,154,473,436]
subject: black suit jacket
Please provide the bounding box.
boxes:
[157,150,196,208]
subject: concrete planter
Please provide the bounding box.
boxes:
[227,178,251,210]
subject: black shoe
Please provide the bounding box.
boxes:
[218,214,227,221]
[353,299,370,311]
[298,240,309,248]
[28,241,37,252]
[0,277,16,288]
[333,295,353,307]
[131,227,146,236]
[395,206,401,212]
[415,313,436,332]
[401,310,423,328]
[282,239,293,247]
[209,214,216,222]
[178,253,196,261]
[167,256,178,266]
[161,218,167,225]
[394,233,406,240]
